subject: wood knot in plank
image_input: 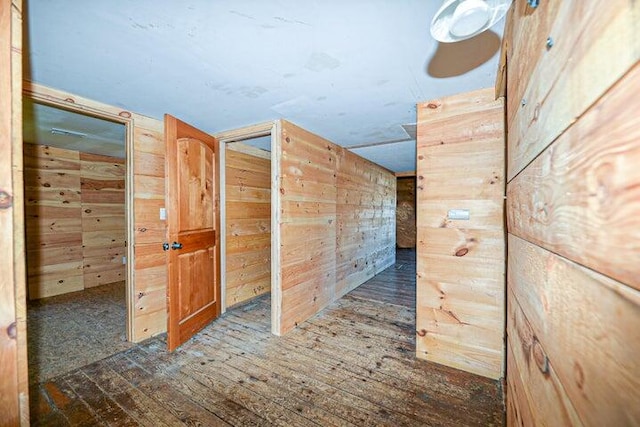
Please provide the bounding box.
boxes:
[427,102,440,109]
[532,337,549,375]
[574,362,585,389]
[0,190,13,209]
[64,98,76,103]
[455,248,469,257]
[416,329,427,337]
[6,322,17,339]
[119,111,132,118]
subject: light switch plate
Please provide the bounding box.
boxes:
[447,209,470,220]
[160,207,167,220]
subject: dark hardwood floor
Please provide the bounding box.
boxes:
[30,249,504,426]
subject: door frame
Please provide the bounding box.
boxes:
[23,81,136,341]
[214,120,282,334]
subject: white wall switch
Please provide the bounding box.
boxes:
[160,207,167,220]
[122,256,127,265]
[447,209,470,220]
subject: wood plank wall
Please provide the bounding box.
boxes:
[130,115,166,341]
[23,83,167,342]
[277,120,396,335]
[396,177,416,248]
[225,145,271,308]
[24,145,126,298]
[415,88,505,380]
[24,144,83,298]
[1,0,28,422]
[81,152,126,288]
[502,1,640,425]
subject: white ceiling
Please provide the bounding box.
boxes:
[25,0,505,172]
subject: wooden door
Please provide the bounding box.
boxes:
[165,114,221,351]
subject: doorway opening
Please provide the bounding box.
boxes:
[218,122,278,332]
[22,94,134,383]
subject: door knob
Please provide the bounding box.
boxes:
[171,241,183,250]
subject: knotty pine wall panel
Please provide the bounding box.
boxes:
[277,120,395,335]
[503,1,640,425]
[506,0,638,181]
[131,115,167,341]
[23,83,168,342]
[225,146,271,308]
[336,148,395,297]
[416,88,505,380]
[24,145,126,297]
[24,144,83,298]
[80,152,125,289]
[2,0,27,420]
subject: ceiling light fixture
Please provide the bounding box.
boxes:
[50,127,87,138]
[430,0,512,43]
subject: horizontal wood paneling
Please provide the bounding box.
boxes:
[225,146,271,308]
[24,144,83,299]
[506,288,582,426]
[81,152,125,289]
[506,0,639,180]
[277,120,395,335]
[336,148,396,298]
[508,63,640,290]
[24,144,126,297]
[23,83,168,344]
[131,117,167,341]
[416,88,505,380]
[508,235,640,426]
[503,2,640,424]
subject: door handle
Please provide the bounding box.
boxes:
[171,241,183,250]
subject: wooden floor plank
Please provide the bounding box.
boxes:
[29,249,504,426]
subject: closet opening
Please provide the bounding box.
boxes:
[23,95,133,384]
[219,124,275,331]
